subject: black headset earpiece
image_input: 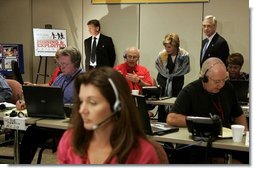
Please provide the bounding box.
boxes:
[202,71,209,83]
[0,104,6,110]
[9,110,27,118]
[108,78,121,113]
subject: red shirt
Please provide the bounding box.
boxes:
[48,67,61,86]
[114,63,153,93]
[57,130,160,164]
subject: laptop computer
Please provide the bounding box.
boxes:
[22,86,66,119]
[229,80,249,105]
[132,94,179,135]
[142,86,162,100]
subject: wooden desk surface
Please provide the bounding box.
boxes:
[146,97,176,106]
[36,118,70,130]
[151,127,249,152]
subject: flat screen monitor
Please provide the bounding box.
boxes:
[0,43,24,75]
[229,80,249,104]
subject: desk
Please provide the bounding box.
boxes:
[36,118,70,130]
[151,127,249,152]
[146,97,249,118]
[146,97,176,106]
[0,109,42,164]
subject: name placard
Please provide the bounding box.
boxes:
[3,117,27,131]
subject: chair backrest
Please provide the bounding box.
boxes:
[149,139,169,164]
[11,60,24,85]
[6,79,23,104]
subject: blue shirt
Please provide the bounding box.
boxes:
[52,68,83,104]
[0,74,12,102]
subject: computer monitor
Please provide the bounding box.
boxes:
[229,80,249,105]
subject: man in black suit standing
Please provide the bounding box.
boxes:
[84,19,116,71]
[200,15,229,68]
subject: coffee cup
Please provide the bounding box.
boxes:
[131,90,139,95]
[231,124,245,143]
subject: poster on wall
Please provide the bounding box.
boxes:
[92,0,209,4]
[33,28,67,57]
[0,43,24,75]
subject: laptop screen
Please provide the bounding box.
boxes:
[142,86,162,100]
[23,86,66,119]
[132,94,179,135]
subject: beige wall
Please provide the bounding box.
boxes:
[0,0,249,86]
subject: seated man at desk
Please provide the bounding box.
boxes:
[167,57,248,163]
[114,47,154,94]
[16,46,83,163]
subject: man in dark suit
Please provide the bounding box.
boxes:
[200,15,229,68]
[84,19,116,71]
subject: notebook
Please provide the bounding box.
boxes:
[22,86,66,119]
[132,94,179,135]
[229,80,249,105]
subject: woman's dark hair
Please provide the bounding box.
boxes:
[70,67,146,163]
[226,53,244,67]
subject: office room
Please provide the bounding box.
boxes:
[0,0,251,165]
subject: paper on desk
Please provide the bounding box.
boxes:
[0,102,16,108]
[218,127,232,138]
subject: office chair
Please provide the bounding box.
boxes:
[11,60,24,85]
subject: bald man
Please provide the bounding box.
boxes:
[166,57,248,163]
[114,47,154,94]
[167,57,247,129]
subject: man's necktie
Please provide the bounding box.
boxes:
[91,37,97,63]
[201,38,209,62]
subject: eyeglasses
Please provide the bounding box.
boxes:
[126,55,139,60]
[209,76,229,85]
[58,62,71,67]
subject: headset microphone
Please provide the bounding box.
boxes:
[91,112,118,130]
[91,78,121,130]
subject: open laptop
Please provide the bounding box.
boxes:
[132,94,179,135]
[229,80,249,105]
[22,86,66,119]
[142,86,169,101]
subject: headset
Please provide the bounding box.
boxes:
[201,62,222,83]
[7,110,27,118]
[91,77,122,130]
[123,53,127,59]
[108,78,121,113]
[0,104,6,110]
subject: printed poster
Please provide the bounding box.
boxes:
[33,28,67,57]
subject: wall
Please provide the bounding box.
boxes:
[0,0,249,86]
[83,0,249,85]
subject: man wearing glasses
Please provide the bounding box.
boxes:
[114,46,154,94]
[166,57,248,163]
